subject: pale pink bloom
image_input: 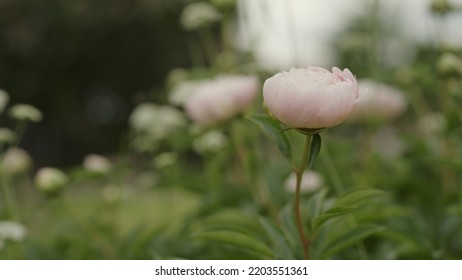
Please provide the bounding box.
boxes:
[348,79,407,123]
[184,75,259,127]
[263,67,359,129]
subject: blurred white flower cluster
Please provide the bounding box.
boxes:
[180,2,222,31]
[0,221,26,250]
[1,147,33,176]
[192,130,228,154]
[8,104,43,123]
[34,167,69,194]
[129,103,186,152]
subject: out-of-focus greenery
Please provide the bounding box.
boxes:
[1,0,462,260]
[0,0,189,166]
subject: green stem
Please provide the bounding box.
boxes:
[197,28,219,66]
[295,135,312,259]
[14,121,28,147]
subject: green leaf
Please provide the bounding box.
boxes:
[333,188,385,208]
[199,230,274,259]
[308,188,329,219]
[279,203,299,249]
[312,207,354,231]
[321,224,384,258]
[259,217,294,259]
[248,115,292,161]
[307,133,321,169]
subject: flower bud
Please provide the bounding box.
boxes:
[348,79,407,123]
[1,147,32,176]
[83,154,112,174]
[35,167,68,194]
[8,104,43,122]
[263,67,359,129]
[184,75,259,127]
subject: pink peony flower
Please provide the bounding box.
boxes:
[348,79,407,123]
[263,67,359,129]
[184,75,259,127]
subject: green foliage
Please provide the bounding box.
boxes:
[249,115,292,162]
[1,0,462,261]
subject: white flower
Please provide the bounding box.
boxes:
[284,170,324,194]
[129,103,186,141]
[0,89,9,113]
[185,74,259,127]
[168,80,203,106]
[180,2,222,30]
[193,130,228,154]
[8,104,43,122]
[0,221,26,242]
[83,154,112,174]
[1,147,32,176]
[35,167,69,194]
[349,79,407,123]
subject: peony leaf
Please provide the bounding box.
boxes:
[259,217,295,259]
[307,133,321,169]
[333,188,385,208]
[321,224,385,258]
[199,230,274,259]
[308,188,329,220]
[279,203,299,249]
[312,206,354,232]
[248,115,292,161]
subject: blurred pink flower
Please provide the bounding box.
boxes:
[348,79,407,123]
[184,75,259,127]
[263,67,359,129]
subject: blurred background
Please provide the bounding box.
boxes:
[1,0,462,260]
[1,0,462,167]
[0,0,189,166]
